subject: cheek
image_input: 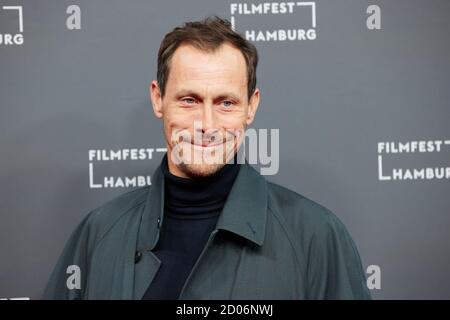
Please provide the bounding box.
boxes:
[163,107,196,131]
[218,112,248,130]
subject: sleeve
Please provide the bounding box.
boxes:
[306,211,372,300]
[41,214,93,300]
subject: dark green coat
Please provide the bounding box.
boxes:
[43,159,371,300]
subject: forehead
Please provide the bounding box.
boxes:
[166,42,247,92]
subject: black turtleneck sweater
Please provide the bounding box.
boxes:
[142,155,240,300]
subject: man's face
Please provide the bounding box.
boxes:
[150,42,260,178]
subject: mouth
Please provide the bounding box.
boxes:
[190,141,224,148]
[173,133,237,150]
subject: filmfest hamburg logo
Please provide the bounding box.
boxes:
[0,5,23,45]
[377,139,450,181]
[230,1,317,42]
[88,147,167,189]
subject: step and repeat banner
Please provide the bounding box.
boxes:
[1,0,449,299]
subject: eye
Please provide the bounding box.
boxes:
[221,100,234,108]
[182,97,196,105]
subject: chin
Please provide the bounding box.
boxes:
[178,162,226,179]
[169,140,238,178]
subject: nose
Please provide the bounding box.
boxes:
[200,102,217,134]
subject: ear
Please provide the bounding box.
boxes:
[150,80,163,119]
[246,88,260,125]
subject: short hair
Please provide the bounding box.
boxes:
[156,15,258,101]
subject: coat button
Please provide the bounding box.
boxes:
[134,251,142,264]
[157,218,161,229]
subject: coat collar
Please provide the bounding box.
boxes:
[136,154,268,252]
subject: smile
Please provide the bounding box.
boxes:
[190,142,224,148]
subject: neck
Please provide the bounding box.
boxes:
[160,154,241,217]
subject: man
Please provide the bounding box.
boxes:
[43,16,371,300]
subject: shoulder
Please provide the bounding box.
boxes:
[265,180,367,285]
[266,180,350,246]
[267,180,342,228]
[79,186,149,242]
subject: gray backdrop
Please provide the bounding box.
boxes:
[1,0,449,299]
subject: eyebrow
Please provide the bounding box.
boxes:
[175,89,241,102]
